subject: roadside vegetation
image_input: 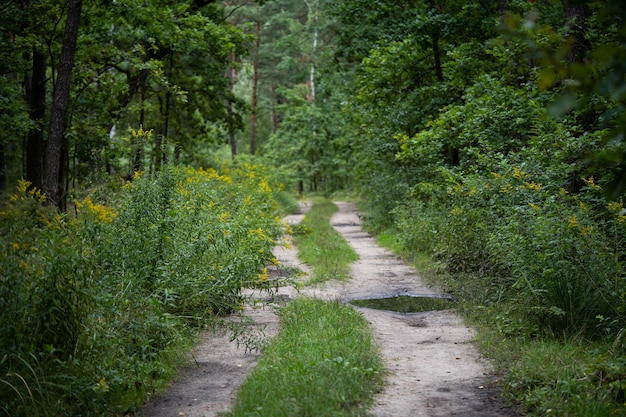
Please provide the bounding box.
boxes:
[3,0,626,416]
[0,162,289,416]
[224,298,384,417]
[292,198,359,284]
[375,207,625,417]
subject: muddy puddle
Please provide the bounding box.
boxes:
[349,294,457,313]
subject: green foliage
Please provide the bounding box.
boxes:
[503,340,626,416]
[0,162,286,416]
[0,0,247,189]
[294,198,359,284]
[226,298,384,417]
[324,2,626,414]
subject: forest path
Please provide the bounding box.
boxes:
[140,201,515,417]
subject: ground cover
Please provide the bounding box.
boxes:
[292,197,358,284]
[224,298,385,417]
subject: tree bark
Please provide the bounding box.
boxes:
[271,85,280,133]
[250,20,260,155]
[25,50,47,191]
[430,0,444,82]
[432,32,444,82]
[562,0,591,64]
[498,0,509,25]
[0,144,5,190]
[228,50,238,159]
[43,0,83,210]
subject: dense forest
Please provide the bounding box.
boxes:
[2,0,626,415]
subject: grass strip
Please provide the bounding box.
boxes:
[294,198,358,284]
[225,298,385,417]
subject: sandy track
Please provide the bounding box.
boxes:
[139,201,517,417]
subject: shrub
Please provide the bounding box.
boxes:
[0,161,288,416]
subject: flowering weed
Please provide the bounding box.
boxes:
[0,162,288,416]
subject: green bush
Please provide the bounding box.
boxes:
[0,162,288,416]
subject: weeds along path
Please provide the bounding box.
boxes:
[326,202,514,417]
[140,201,513,417]
[137,207,313,417]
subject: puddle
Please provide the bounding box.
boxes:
[349,294,456,313]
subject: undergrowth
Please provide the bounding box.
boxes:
[225,298,384,417]
[371,222,626,416]
[0,162,288,416]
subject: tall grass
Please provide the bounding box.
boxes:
[294,198,359,284]
[366,163,626,415]
[0,162,287,416]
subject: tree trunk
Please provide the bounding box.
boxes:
[429,1,444,82]
[498,0,509,25]
[25,50,46,191]
[309,30,317,102]
[271,85,280,133]
[156,54,173,171]
[0,144,5,190]
[250,20,260,155]
[228,50,238,159]
[432,32,444,82]
[562,0,591,64]
[43,0,82,210]
[133,86,146,174]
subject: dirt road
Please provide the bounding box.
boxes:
[140,201,516,417]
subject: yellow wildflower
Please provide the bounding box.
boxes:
[259,179,272,193]
[28,186,46,202]
[16,179,30,193]
[93,376,110,393]
[580,225,593,236]
[608,200,624,213]
[130,125,153,139]
[249,228,265,239]
[582,176,601,190]
[522,182,542,191]
[513,167,526,179]
[567,216,578,228]
[77,197,117,223]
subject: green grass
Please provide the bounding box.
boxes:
[294,198,359,284]
[370,227,626,417]
[224,298,385,417]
